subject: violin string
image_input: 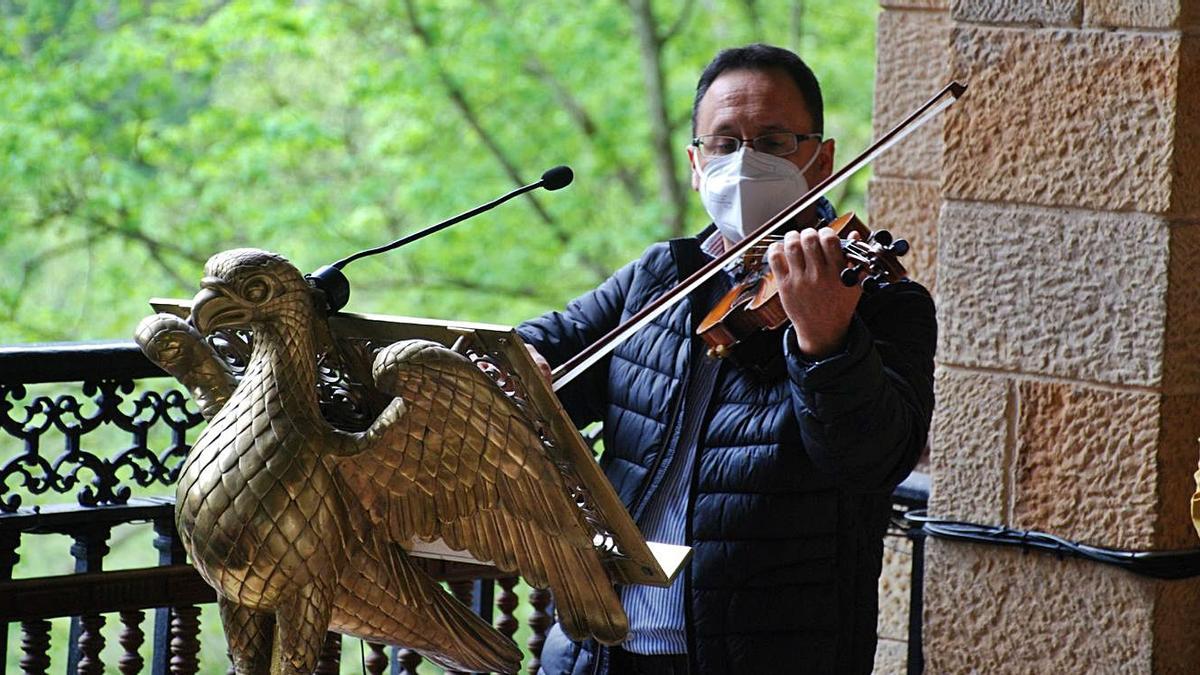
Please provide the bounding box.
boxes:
[738,238,882,271]
[741,241,875,254]
[734,228,880,260]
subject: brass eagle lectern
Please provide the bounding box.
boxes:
[136,248,687,674]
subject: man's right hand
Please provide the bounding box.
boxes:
[525,344,552,384]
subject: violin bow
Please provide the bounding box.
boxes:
[551,81,967,392]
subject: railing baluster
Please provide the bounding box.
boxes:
[495,577,518,640]
[67,526,111,675]
[168,605,201,675]
[314,631,342,674]
[395,646,423,675]
[20,618,52,675]
[449,578,474,607]
[364,643,390,674]
[77,613,106,674]
[118,609,146,674]
[2,529,20,675]
[526,587,551,675]
[153,515,187,675]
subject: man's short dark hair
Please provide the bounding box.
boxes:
[691,43,824,135]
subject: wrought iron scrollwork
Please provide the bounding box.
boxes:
[468,351,530,407]
[317,338,391,433]
[0,379,203,513]
[207,329,253,377]
[206,327,386,433]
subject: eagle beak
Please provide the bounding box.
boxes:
[191,282,249,334]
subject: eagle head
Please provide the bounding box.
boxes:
[191,248,315,333]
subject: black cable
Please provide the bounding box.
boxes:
[903,510,1200,580]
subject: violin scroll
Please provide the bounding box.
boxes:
[837,223,909,291]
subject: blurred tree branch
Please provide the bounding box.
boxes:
[625,0,689,239]
[402,0,608,280]
[191,0,232,25]
[359,274,556,303]
[84,213,201,288]
[741,0,763,35]
[791,0,805,53]
[473,0,646,203]
[660,0,696,43]
[520,57,646,204]
[4,234,98,327]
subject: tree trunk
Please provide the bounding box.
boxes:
[626,0,690,239]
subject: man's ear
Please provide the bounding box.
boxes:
[808,138,836,185]
[687,145,701,191]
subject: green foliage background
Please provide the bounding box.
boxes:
[1,0,878,671]
[1,0,877,344]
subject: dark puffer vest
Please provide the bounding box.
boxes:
[517,225,936,675]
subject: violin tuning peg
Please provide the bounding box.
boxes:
[870,229,894,246]
[890,239,910,257]
[862,274,882,293]
[840,266,862,287]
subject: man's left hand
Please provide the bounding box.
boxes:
[767,227,861,360]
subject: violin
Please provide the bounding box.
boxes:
[696,212,910,359]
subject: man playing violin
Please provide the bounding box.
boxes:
[520,43,936,675]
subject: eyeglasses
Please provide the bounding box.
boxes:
[691,132,823,158]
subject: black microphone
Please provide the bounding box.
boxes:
[308,166,574,312]
[541,165,573,191]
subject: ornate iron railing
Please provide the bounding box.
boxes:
[0,341,929,674]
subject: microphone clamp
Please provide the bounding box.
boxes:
[307,265,351,313]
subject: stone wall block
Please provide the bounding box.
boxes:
[874,538,912,673]
[874,8,950,180]
[952,0,1081,25]
[1013,381,1161,548]
[1084,0,1200,29]
[930,368,1010,523]
[938,201,1170,386]
[866,177,940,290]
[945,26,1179,213]
[872,639,906,674]
[922,540,1200,672]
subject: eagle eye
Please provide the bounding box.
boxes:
[242,276,272,303]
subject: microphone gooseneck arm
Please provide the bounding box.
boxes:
[308,165,574,312]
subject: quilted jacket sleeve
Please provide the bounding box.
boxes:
[516,260,638,428]
[784,280,937,492]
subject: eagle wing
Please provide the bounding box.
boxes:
[334,339,628,644]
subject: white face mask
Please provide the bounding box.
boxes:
[696,146,820,243]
